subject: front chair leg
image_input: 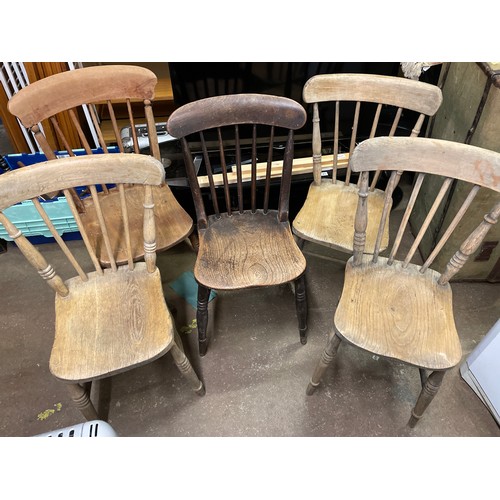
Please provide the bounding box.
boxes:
[197,283,211,357]
[66,382,99,421]
[170,340,205,396]
[408,369,446,428]
[294,274,308,345]
[306,332,342,395]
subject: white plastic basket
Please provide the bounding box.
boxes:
[35,420,117,437]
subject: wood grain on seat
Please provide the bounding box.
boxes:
[195,210,306,290]
[80,185,193,266]
[52,264,174,382]
[335,256,462,370]
[293,180,390,253]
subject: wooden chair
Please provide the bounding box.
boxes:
[0,153,205,421]
[7,64,193,266]
[306,136,500,427]
[167,94,308,356]
[292,73,443,254]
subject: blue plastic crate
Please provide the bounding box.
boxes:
[0,197,78,241]
[0,147,119,242]
[2,147,119,170]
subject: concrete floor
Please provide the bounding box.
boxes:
[0,119,499,438]
[0,233,499,438]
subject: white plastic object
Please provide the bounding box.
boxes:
[35,420,117,437]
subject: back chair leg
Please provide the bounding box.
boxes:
[408,369,446,428]
[66,382,99,421]
[187,232,199,253]
[295,274,308,345]
[197,283,211,357]
[306,331,342,395]
[170,340,206,396]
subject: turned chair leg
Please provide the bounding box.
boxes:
[294,274,308,345]
[408,369,446,428]
[306,331,342,395]
[197,283,211,357]
[170,339,205,396]
[66,382,99,421]
[174,329,185,354]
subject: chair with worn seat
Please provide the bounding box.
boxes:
[167,93,308,356]
[292,73,443,254]
[306,136,500,427]
[0,153,204,421]
[7,64,193,266]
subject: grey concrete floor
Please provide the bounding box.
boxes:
[0,232,498,438]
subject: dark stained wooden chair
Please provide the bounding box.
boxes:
[167,94,308,356]
[7,64,193,266]
[306,136,500,427]
[0,153,204,421]
[292,73,443,254]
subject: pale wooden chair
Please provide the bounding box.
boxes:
[7,64,193,267]
[292,73,443,254]
[0,153,205,421]
[167,94,308,356]
[306,136,500,427]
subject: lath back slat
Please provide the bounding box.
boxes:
[199,132,220,217]
[387,172,426,265]
[402,177,453,268]
[217,127,232,216]
[0,154,165,292]
[369,106,403,191]
[332,101,340,183]
[251,124,257,213]
[350,137,500,284]
[371,170,402,262]
[302,74,443,189]
[30,195,88,281]
[167,93,307,225]
[16,160,88,281]
[345,101,360,185]
[263,125,275,213]
[87,184,117,271]
[89,104,108,153]
[277,130,295,223]
[69,108,92,154]
[126,99,140,154]
[68,107,110,195]
[107,100,124,153]
[421,185,480,273]
[235,125,244,214]
[50,115,74,154]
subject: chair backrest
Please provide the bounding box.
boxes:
[0,154,165,296]
[7,65,161,208]
[302,73,443,188]
[349,136,500,284]
[166,93,307,229]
